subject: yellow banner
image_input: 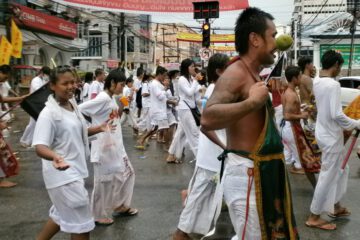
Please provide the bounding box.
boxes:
[210,45,236,51]
[11,19,22,58]
[0,36,13,65]
[177,32,235,43]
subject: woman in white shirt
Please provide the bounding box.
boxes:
[82,72,93,102]
[33,67,109,240]
[177,59,200,156]
[79,70,138,226]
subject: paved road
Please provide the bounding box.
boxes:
[1,108,360,240]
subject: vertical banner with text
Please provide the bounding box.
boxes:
[0,36,13,65]
[11,19,23,58]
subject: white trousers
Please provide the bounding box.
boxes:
[137,107,151,132]
[120,110,138,129]
[310,150,349,215]
[168,123,186,159]
[91,157,135,219]
[281,121,301,169]
[223,164,261,240]
[178,167,217,235]
[47,180,95,234]
[178,109,199,156]
[20,117,36,145]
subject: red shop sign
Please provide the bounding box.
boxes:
[11,3,77,39]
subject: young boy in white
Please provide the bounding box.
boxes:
[79,70,137,225]
[173,54,229,240]
[33,67,108,240]
[137,74,151,133]
[88,68,105,100]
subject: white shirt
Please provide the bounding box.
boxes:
[79,91,126,162]
[30,76,47,93]
[141,81,151,108]
[82,82,91,102]
[314,77,360,153]
[123,85,135,109]
[172,77,180,98]
[33,106,88,189]
[149,79,167,121]
[178,76,200,110]
[196,84,226,172]
[133,76,142,91]
[0,81,11,97]
[88,80,104,99]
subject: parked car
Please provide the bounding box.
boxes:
[338,76,360,107]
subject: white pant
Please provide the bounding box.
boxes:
[178,109,199,156]
[20,117,36,145]
[178,167,217,235]
[223,164,261,240]
[137,107,151,132]
[281,121,301,169]
[91,157,135,219]
[120,110,138,129]
[168,123,186,159]
[310,150,349,215]
[47,180,95,234]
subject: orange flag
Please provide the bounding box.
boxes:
[11,19,22,58]
[0,36,13,65]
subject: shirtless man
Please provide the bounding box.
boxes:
[298,56,314,104]
[282,66,320,188]
[202,8,298,239]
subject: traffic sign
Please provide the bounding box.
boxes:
[199,48,213,61]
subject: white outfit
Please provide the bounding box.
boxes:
[20,76,47,146]
[177,76,200,156]
[168,123,186,159]
[310,77,360,215]
[149,79,169,130]
[33,95,94,233]
[120,86,138,129]
[82,82,91,102]
[178,85,226,235]
[79,92,135,219]
[0,81,11,121]
[281,121,301,168]
[138,81,151,132]
[88,80,104,100]
[223,154,261,240]
[166,89,177,126]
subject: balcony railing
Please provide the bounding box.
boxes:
[73,36,102,58]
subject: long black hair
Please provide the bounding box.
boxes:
[180,58,195,81]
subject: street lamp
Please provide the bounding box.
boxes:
[293,11,299,64]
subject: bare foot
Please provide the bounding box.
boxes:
[173,229,191,240]
[290,166,305,175]
[0,180,17,188]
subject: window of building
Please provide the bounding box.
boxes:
[127,36,134,52]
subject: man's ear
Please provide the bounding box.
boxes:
[249,32,260,48]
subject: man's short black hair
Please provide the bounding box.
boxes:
[321,50,344,70]
[40,66,51,75]
[235,7,274,54]
[95,68,104,77]
[156,66,167,76]
[136,67,144,77]
[297,56,313,72]
[285,66,301,82]
[207,53,229,83]
[0,65,11,74]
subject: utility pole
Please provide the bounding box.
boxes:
[177,39,180,62]
[162,27,165,64]
[348,0,359,76]
[153,23,158,66]
[120,12,125,62]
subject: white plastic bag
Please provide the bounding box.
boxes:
[98,120,125,175]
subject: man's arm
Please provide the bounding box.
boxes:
[200,127,226,149]
[201,73,269,131]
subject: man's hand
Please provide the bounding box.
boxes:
[52,154,70,171]
[300,111,309,119]
[248,82,269,109]
[0,121,7,130]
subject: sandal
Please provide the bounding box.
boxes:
[167,159,183,164]
[112,208,138,217]
[328,208,351,218]
[305,220,336,230]
[95,218,114,226]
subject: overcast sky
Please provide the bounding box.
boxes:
[151,0,294,31]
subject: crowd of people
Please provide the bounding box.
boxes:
[1,6,360,240]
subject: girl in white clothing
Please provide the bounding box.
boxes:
[177,59,200,156]
[33,67,110,240]
[79,70,138,226]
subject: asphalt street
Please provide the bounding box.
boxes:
[1,108,360,240]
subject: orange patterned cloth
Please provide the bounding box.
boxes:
[344,95,360,120]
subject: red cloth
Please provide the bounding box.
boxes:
[0,133,19,178]
[272,90,282,107]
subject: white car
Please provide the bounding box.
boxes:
[339,76,360,107]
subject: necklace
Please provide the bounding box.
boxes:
[239,58,262,83]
